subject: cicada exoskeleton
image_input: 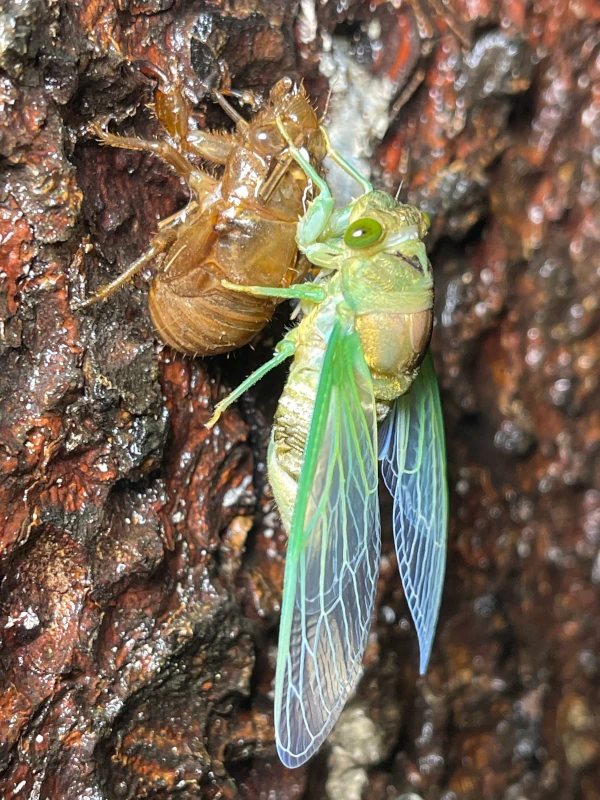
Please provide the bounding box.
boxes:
[81,66,326,355]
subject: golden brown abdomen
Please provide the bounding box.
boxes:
[148,204,303,355]
[268,364,319,533]
[149,268,280,355]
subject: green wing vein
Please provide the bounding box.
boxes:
[274,318,381,768]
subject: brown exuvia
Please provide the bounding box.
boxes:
[81,65,326,355]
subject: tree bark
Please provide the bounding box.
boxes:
[0,1,599,798]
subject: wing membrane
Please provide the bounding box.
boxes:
[378,351,448,674]
[275,319,381,768]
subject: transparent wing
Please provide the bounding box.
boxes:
[275,320,381,769]
[378,351,448,674]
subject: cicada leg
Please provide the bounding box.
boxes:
[221,85,266,113]
[134,61,236,168]
[77,234,172,309]
[258,150,295,204]
[206,338,296,429]
[136,60,191,146]
[275,118,335,252]
[319,125,373,195]
[186,130,235,164]
[91,124,216,197]
[185,86,260,163]
[191,84,294,173]
[206,280,324,429]
[259,123,316,205]
[220,281,326,303]
[275,118,329,196]
[213,90,249,130]
[400,238,433,279]
[77,203,197,309]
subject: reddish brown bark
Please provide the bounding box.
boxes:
[0,1,598,798]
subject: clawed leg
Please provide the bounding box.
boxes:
[258,151,295,203]
[259,125,319,204]
[77,204,195,308]
[92,124,217,199]
[135,60,230,170]
[220,280,326,303]
[279,116,372,197]
[186,129,235,165]
[187,84,267,162]
[77,232,171,309]
[275,118,334,253]
[222,86,264,112]
[206,338,296,429]
[92,124,194,179]
[275,119,349,269]
[399,239,432,278]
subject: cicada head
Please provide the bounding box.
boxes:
[342,191,431,257]
[249,80,326,162]
[339,193,434,396]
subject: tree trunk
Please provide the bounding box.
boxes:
[0,1,598,798]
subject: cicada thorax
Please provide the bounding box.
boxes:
[268,239,434,524]
[338,202,435,405]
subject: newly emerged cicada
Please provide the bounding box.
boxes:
[207,124,448,767]
[80,65,326,355]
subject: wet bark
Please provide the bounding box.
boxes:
[0,1,598,799]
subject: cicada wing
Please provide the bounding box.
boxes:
[378,351,448,674]
[275,320,381,769]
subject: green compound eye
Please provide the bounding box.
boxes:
[343,218,384,249]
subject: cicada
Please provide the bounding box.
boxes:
[206,123,448,767]
[80,65,326,355]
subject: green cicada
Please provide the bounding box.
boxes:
[207,123,448,768]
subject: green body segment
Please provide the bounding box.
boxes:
[268,195,434,528]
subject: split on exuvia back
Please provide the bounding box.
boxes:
[207,121,448,768]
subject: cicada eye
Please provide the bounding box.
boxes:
[344,218,384,249]
[250,124,285,154]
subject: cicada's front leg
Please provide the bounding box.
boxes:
[91,124,195,182]
[219,281,326,303]
[275,118,376,271]
[274,118,346,271]
[319,125,373,195]
[275,118,332,244]
[399,238,432,279]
